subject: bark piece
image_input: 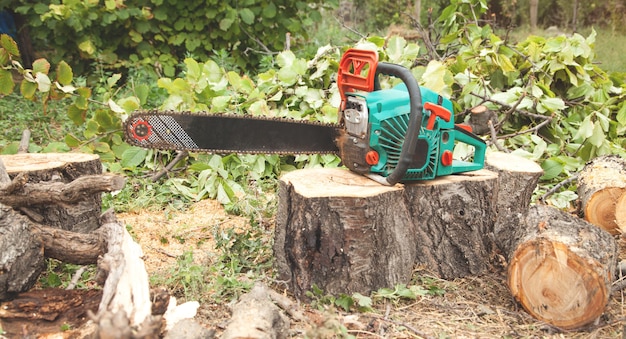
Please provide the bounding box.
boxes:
[507,204,617,330]
[0,289,101,337]
[221,282,290,339]
[0,203,45,301]
[577,155,626,235]
[1,153,105,233]
[274,168,499,298]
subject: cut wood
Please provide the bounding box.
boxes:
[507,204,617,330]
[577,155,626,235]
[274,167,499,298]
[0,153,106,233]
[467,104,498,135]
[0,203,45,301]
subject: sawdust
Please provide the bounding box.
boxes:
[118,199,626,338]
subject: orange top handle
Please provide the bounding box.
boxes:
[337,49,379,109]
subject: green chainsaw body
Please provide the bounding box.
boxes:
[336,49,486,184]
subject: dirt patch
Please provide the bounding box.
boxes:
[119,199,626,338]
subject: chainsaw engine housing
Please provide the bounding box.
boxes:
[336,49,486,183]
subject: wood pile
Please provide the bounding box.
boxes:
[272,151,619,331]
[0,153,197,338]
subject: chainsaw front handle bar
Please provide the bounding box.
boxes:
[373,62,423,186]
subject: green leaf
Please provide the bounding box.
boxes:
[121,147,148,168]
[239,8,254,25]
[617,104,626,126]
[20,80,37,98]
[262,2,277,18]
[0,69,13,95]
[78,40,96,55]
[219,18,234,31]
[352,293,373,311]
[32,58,50,74]
[43,142,70,153]
[540,158,563,180]
[0,34,20,56]
[56,61,73,85]
[334,294,354,312]
[67,104,87,125]
[574,115,594,141]
[64,134,81,147]
[589,121,606,147]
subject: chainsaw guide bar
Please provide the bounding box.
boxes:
[124,110,342,155]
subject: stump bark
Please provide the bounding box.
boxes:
[1,153,106,233]
[484,151,544,257]
[577,155,626,235]
[507,204,617,330]
[274,167,499,298]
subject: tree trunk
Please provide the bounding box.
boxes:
[1,153,106,233]
[577,155,626,235]
[530,0,539,32]
[274,167,499,298]
[507,204,617,330]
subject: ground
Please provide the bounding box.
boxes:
[118,199,626,338]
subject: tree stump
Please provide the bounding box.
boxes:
[577,155,626,235]
[484,151,544,257]
[0,153,105,233]
[402,169,500,279]
[274,167,499,298]
[507,204,617,330]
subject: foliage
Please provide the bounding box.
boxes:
[306,279,446,313]
[207,221,273,301]
[38,260,96,290]
[3,0,338,75]
[151,251,207,301]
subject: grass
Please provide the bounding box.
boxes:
[590,27,626,73]
[0,93,79,153]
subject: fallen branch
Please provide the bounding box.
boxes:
[150,150,188,182]
[539,174,579,202]
[0,174,125,207]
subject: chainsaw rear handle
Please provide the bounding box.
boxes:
[373,62,423,186]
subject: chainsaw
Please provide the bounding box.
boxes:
[124,49,486,186]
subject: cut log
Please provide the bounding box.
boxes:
[577,155,626,235]
[507,204,617,330]
[274,167,499,298]
[467,105,498,135]
[0,153,106,233]
[484,151,544,257]
[0,203,45,301]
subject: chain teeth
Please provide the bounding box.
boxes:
[123,110,342,155]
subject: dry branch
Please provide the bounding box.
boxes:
[0,174,125,208]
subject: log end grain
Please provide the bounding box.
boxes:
[0,153,101,174]
[583,187,624,235]
[280,167,403,197]
[508,239,609,330]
